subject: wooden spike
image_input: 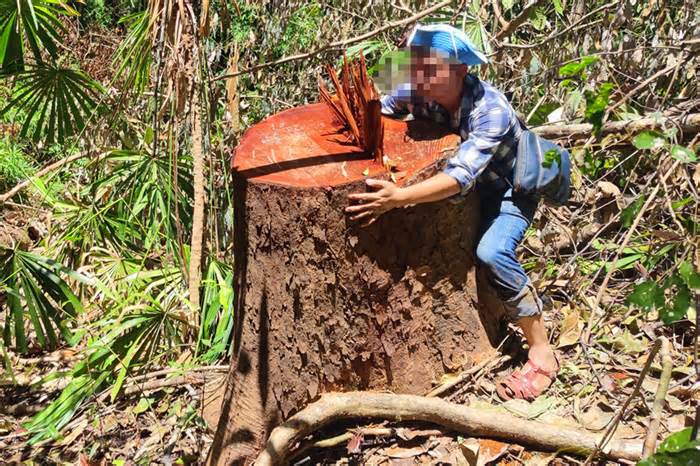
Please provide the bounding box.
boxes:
[325,64,361,143]
[318,53,386,166]
[318,76,347,126]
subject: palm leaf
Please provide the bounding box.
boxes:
[112,11,153,94]
[91,148,193,248]
[0,247,87,353]
[196,260,234,362]
[0,0,77,72]
[25,303,183,443]
[0,64,104,144]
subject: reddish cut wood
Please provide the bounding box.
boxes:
[208,103,503,466]
[232,103,460,187]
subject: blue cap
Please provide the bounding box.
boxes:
[406,24,488,66]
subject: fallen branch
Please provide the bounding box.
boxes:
[121,374,205,396]
[210,0,453,82]
[125,364,229,385]
[255,392,644,466]
[0,152,89,205]
[490,0,508,29]
[9,349,80,365]
[643,337,674,457]
[96,372,216,403]
[499,2,616,49]
[426,353,509,398]
[532,113,700,141]
[604,54,693,119]
[0,150,111,205]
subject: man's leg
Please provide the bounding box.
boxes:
[476,188,557,397]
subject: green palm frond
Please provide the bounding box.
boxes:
[196,260,233,363]
[52,198,139,266]
[1,247,87,353]
[0,0,77,72]
[92,149,194,249]
[0,64,104,144]
[461,5,492,55]
[25,298,184,443]
[113,11,152,94]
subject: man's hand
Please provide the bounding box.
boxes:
[345,179,406,227]
[345,173,462,227]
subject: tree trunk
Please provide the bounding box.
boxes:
[189,75,205,315]
[206,103,503,465]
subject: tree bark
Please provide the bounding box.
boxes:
[206,104,503,465]
[189,72,206,315]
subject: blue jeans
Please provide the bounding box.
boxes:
[476,186,542,320]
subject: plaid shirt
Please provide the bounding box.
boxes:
[380,74,521,194]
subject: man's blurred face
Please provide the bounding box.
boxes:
[410,47,464,99]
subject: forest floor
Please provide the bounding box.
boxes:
[0,348,218,465]
[1,1,698,465]
[1,308,695,465]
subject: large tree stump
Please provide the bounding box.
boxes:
[207,103,503,465]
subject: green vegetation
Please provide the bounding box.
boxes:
[0,138,34,192]
[0,0,697,463]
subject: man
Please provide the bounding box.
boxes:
[345,24,559,400]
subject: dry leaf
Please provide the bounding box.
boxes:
[384,445,427,458]
[503,396,557,419]
[666,394,687,412]
[476,439,509,465]
[557,306,583,348]
[579,403,614,431]
[58,418,88,446]
[599,373,617,393]
[458,438,480,465]
[525,452,557,466]
[597,180,621,198]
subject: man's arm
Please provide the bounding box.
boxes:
[345,174,459,226]
[346,104,513,226]
[380,87,412,116]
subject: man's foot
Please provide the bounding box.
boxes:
[496,347,559,401]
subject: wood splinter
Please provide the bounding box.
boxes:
[318,52,385,167]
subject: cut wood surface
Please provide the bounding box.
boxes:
[255,392,644,465]
[230,103,461,187]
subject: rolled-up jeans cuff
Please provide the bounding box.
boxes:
[503,281,542,320]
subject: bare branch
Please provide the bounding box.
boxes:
[494,0,547,41]
[210,0,455,82]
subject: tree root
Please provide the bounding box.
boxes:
[254,392,644,466]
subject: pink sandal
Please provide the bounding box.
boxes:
[496,357,559,401]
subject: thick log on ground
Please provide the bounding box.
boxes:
[207,103,502,465]
[533,112,700,141]
[257,392,644,465]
